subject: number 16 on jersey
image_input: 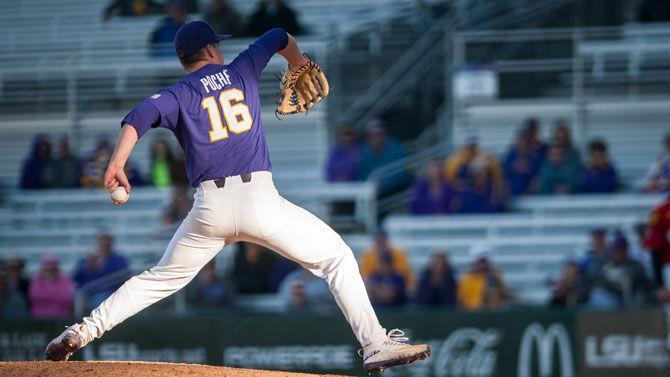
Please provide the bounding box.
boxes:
[201,88,253,142]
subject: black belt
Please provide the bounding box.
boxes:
[214,173,252,188]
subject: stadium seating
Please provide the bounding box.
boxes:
[0,0,419,115]
[0,110,328,186]
[454,98,670,185]
[1,182,659,305]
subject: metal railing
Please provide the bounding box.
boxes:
[359,0,580,215]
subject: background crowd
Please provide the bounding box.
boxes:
[326,117,670,215]
[106,0,304,57]
[4,213,669,318]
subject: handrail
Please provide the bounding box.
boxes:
[338,0,577,129]
[359,0,579,215]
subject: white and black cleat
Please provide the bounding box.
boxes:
[360,329,431,373]
[45,324,92,361]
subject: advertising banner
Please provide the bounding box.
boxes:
[577,309,670,377]
[0,309,577,377]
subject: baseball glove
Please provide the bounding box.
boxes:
[276,54,329,115]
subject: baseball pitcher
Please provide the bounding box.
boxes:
[45,21,430,372]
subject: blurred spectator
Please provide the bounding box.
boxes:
[457,163,506,213]
[457,245,511,310]
[536,144,581,195]
[630,223,654,280]
[0,256,29,317]
[151,137,176,188]
[326,124,362,182]
[19,134,53,189]
[366,253,407,308]
[357,120,412,197]
[232,243,276,294]
[360,232,415,291]
[247,0,302,37]
[644,197,670,289]
[124,163,147,187]
[204,0,244,36]
[587,233,656,307]
[444,132,504,192]
[28,255,75,319]
[149,0,187,58]
[162,186,193,226]
[503,128,542,196]
[409,160,457,214]
[579,228,608,276]
[186,260,231,310]
[443,134,507,214]
[81,138,113,188]
[169,149,189,187]
[581,140,617,193]
[278,268,334,312]
[42,136,81,188]
[524,117,548,162]
[102,0,162,22]
[73,233,130,309]
[267,257,299,292]
[549,260,587,307]
[415,252,457,307]
[644,133,670,192]
[550,119,581,168]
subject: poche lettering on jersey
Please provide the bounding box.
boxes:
[200,70,232,93]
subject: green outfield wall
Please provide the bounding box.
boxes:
[1,309,669,376]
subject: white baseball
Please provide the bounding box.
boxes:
[111,187,129,204]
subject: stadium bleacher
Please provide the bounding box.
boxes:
[0,0,668,311]
[455,98,670,186]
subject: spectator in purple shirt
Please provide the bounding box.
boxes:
[19,134,53,189]
[326,124,361,182]
[581,140,618,193]
[415,252,457,307]
[503,128,542,196]
[457,163,506,213]
[409,160,456,214]
[73,233,130,310]
[149,0,187,58]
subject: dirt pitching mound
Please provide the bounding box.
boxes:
[0,361,351,377]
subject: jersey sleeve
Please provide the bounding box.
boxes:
[230,28,289,80]
[121,89,179,138]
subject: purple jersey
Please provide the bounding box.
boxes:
[122,28,289,187]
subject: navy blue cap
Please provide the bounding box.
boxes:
[174,21,232,59]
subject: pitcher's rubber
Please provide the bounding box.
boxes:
[0,361,352,377]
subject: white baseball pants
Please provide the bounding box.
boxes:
[81,171,387,346]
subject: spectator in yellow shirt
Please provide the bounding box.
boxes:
[457,245,511,310]
[444,132,503,190]
[360,232,415,291]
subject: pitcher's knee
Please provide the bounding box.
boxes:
[130,264,200,287]
[311,240,358,278]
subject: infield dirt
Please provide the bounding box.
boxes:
[0,361,352,377]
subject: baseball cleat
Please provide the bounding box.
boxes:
[45,324,93,361]
[360,329,431,373]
